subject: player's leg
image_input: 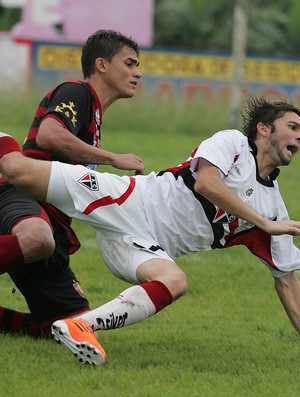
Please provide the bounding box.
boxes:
[0,133,50,201]
[0,263,90,338]
[10,263,91,335]
[0,182,55,275]
[76,258,186,331]
[0,183,55,336]
[0,306,40,336]
[51,241,187,365]
[1,204,90,336]
[9,214,91,336]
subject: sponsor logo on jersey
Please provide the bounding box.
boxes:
[234,165,241,175]
[245,188,253,197]
[78,172,99,190]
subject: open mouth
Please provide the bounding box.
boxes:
[287,145,298,156]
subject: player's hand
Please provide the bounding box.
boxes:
[263,219,300,236]
[111,153,145,174]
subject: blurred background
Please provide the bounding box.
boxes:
[1,0,300,129]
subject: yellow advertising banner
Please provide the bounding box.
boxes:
[38,46,82,70]
[37,45,300,85]
[139,51,300,84]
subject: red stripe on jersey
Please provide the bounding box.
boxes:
[190,146,199,158]
[225,227,278,270]
[161,160,191,175]
[83,177,136,215]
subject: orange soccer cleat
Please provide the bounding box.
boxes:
[51,318,106,366]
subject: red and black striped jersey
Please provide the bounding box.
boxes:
[22,80,102,253]
[23,80,102,170]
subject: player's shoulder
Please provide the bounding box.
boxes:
[54,80,90,95]
[210,129,248,147]
[214,129,245,139]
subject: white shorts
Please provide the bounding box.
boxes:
[97,233,174,284]
[47,162,175,284]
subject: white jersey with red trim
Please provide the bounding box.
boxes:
[47,129,300,277]
[138,129,300,276]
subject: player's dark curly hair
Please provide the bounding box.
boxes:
[81,29,139,78]
[242,97,300,142]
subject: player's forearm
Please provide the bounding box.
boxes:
[56,143,115,166]
[194,169,269,229]
[38,131,112,165]
[37,122,144,172]
[274,273,300,335]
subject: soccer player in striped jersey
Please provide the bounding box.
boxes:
[0,29,144,337]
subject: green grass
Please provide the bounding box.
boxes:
[1,94,300,397]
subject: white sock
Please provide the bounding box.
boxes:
[77,285,156,331]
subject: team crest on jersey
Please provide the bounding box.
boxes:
[72,280,86,298]
[54,101,77,127]
[78,172,99,191]
[213,207,236,223]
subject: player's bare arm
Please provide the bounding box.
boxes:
[0,133,50,201]
[37,117,145,174]
[194,158,300,236]
[274,272,300,334]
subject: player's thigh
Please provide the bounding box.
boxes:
[0,182,54,259]
[0,182,51,234]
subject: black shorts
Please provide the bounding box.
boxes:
[0,182,90,325]
[0,181,48,234]
[9,264,90,328]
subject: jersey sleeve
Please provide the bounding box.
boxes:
[43,82,91,136]
[268,189,300,276]
[248,190,300,277]
[190,129,248,175]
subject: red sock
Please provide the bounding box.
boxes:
[140,280,173,313]
[0,136,21,157]
[0,306,42,337]
[0,235,24,274]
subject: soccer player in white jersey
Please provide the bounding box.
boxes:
[1,97,300,366]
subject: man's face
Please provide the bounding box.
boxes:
[267,112,300,166]
[103,46,142,99]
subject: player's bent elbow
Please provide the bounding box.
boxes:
[194,178,211,196]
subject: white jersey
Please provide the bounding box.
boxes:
[47,129,300,278]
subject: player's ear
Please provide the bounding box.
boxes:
[95,57,108,73]
[257,121,269,137]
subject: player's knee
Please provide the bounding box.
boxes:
[163,267,188,301]
[13,220,55,263]
[172,269,188,299]
[1,153,33,190]
[1,154,19,180]
[137,259,188,300]
[27,228,55,261]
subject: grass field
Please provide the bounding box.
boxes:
[1,93,300,397]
